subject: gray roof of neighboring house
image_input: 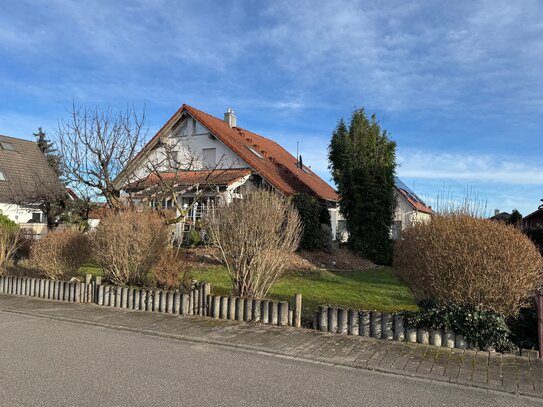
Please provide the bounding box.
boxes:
[489,211,511,222]
[0,134,64,204]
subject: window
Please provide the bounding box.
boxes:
[31,213,42,223]
[0,170,5,181]
[171,119,188,138]
[246,145,263,159]
[202,148,216,168]
[0,141,15,151]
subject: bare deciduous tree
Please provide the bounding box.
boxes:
[206,191,302,298]
[55,104,146,209]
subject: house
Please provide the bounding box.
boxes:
[0,135,64,237]
[523,201,543,229]
[115,104,431,240]
[116,104,339,238]
[489,209,511,223]
[391,178,432,239]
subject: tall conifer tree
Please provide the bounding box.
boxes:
[328,109,397,264]
[34,127,62,177]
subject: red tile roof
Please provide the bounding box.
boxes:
[125,104,339,202]
[126,169,251,191]
[395,187,433,214]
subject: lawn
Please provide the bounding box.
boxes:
[191,266,418,324]
[76,262,418,324]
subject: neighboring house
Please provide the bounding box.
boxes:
[392,178,433,239]
[489,209,511,223]
[115,104,431,240]
[0,134,64,238]
[333,178,433,242]
[523,202,543,229]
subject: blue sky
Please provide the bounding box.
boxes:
[1,0,542,215]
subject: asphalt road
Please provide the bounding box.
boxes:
[0,311,540,407]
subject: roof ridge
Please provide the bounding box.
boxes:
[0,134,37,144]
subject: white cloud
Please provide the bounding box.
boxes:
[398,149,543,185]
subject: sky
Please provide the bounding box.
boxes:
[1,0,542,215]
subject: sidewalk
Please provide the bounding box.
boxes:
[1,293,542,399]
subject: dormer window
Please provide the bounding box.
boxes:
[0,170,5,181]
[246,145,264,159]
[0,141,15,151]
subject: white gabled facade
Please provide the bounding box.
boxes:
[391,194,432,239]
[130,115,250,181]
[0,202,49,239]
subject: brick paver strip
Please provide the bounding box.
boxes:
[443,348,463,380]
[1,294,542,400]
[472,351,490,384]
[430,347,449,376]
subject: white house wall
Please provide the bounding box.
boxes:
[394,195,431,228]
[0,202,45,224]
[0,202,48,238]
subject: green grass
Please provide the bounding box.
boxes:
[78,263,103,277]
[75,262,418,324]
[191,266,418,323]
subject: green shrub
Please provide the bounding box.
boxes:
[395,213,543,316]
[404,302,515,352]
[507,299,539,350]
[291,193,332,251]
[187,228,202,247]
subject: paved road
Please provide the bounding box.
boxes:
[0,311,540,406]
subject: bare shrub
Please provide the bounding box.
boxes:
[394,213,543,316]
[30,229,89,279]
[153,248,191,290]
[92,210,169,286]
[206,191,302,298]
[0,214,23,273]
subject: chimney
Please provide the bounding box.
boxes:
[224,108,236,128]
[494,209,500,216]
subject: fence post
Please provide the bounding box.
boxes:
[202,283,211,316]
[537,290,542,358]
[252,299,261,322]
[278,302,289,326]
[293,293,302,328]
[94,276,102,304]
[85,274,92,303]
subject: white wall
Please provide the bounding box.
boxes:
[0,202,46,224]
[394,195,431,229]
[0,202,48,238]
